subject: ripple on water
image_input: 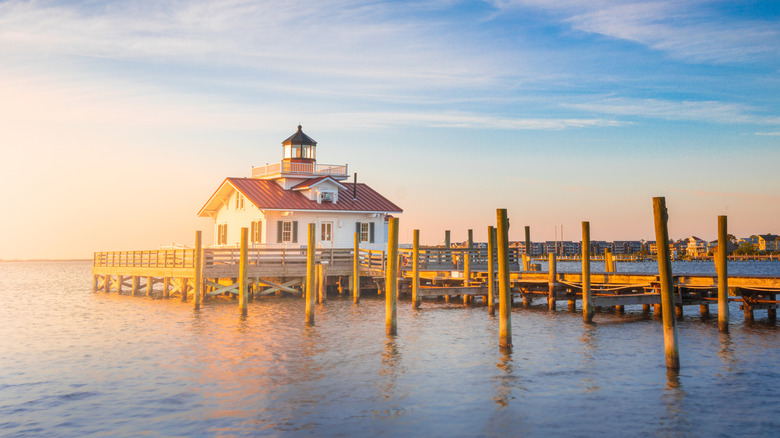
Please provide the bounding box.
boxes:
[1,260,780,437]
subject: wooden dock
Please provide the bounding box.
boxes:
[93,244,780,320]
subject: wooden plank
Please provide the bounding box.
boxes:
[418,286,489,297]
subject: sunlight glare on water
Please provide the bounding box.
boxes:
[1,260,779,437]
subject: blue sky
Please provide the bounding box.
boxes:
[1,0,778,258]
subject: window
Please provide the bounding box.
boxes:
[355,222,375,243]
[235,194,244,210]
[321,222,333,242]
[250,221,262,243]
[277,220,298,243]
[321,192,333,203]
[217,224,228,245]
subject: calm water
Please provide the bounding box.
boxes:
[2,260,780,437]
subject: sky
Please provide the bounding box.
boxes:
[1,0,779,259]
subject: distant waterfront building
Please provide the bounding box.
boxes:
[198,125,402,250]
[685,236,709,256]
[758,234,779,252]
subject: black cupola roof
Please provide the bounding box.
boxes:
[282,125,317,146]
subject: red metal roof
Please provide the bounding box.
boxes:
[200,177,402,215]
[290,176,345,191]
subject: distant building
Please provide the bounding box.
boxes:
[758,234,779,252]
[686,236,709,256]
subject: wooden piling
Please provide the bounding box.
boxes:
[463,229,472,305]
[306,223,316,325]
[239,227,248,316]
[604,249,613,273]
[653,197,680,370]
[194,230,202,310]
[412,229,420,310]
[146,276,153,297]
[131,276,138,296]
[317,264,327,303]
[699,304,710,317]
[497,209,512,348]
[487,226,496,316]
[353,232,360,304]
[717,215,729,333]
[524,226,531,271]
[548,253,556,311]
[116,275,123,295]
[582,221,594,323]
[386,217,399,335]
[163,277,170,299]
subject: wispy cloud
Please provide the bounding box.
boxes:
[756,131,780,136]
[563,97,780,125]
[490,0,780,64]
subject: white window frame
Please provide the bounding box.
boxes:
[321,222,333,242]
[360,222,369,243]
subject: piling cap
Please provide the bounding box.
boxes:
[282,125,317,146]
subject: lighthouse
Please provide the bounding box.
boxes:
[198,125,402,249]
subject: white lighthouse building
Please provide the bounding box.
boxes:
[198,125,402,250]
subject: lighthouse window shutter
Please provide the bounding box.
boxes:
[369,222,375,243]
[292,221,298,243]
[356,222,361,237]
[277,221,283,243]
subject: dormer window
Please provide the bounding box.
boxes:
[321,192,334,203]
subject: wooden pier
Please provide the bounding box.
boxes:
[93,240,780,322]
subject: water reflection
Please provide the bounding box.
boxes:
[660,370,689,437]
[493,347,515,407]
[579,324,600,392]
[718,333,737,374]
[374,338,406,419]
[379,338,401,400]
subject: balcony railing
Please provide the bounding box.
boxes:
[251,161,348,179]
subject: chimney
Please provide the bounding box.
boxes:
[353,172,357,200]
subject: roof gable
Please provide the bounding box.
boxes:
[291,176,346,191]
[198,177,402,217]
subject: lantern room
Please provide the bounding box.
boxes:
[282,125,317,164]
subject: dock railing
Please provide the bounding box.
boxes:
[93,249,196,268]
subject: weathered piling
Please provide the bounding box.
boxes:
[464,229,472,305]
[487,225,496,316]
[412,229,421,310]
[386,217,399,335]
[582,221,594,323]
[353,232,360,304]
[497,209,512,348]
[317,264,327,303]
[653,197,680,370]
[548,253,557,311]
[239,227,248,316]
[305,223,315,325]
[524,226,531,272]
[194,230,202,310]
[717,215,729,333]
